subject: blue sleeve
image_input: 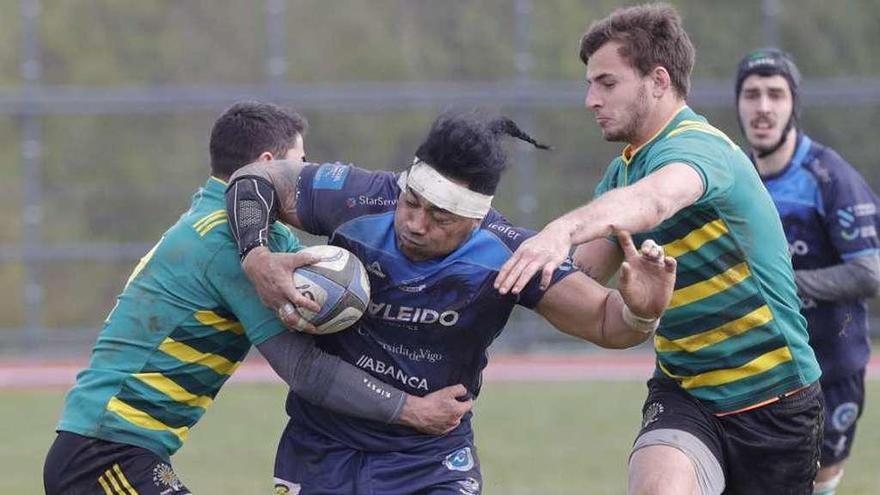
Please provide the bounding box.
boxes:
[814,152,880,260]
[483,211,579,309]
[296,163,400,236]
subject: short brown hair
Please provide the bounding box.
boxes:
[209,101,307,179]
[579,3,695,98]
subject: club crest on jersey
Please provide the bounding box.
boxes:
[443,447,475,472]
[831,402,859,432]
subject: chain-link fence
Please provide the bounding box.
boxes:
[3,0,880,354]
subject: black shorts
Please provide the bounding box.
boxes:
[44,431,191,495]
[634,377,823,495]
[820,369,866,466]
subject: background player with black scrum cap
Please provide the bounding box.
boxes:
[736,47,880,495]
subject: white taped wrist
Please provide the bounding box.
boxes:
[621,304,659,334]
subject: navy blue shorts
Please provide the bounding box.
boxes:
[820,369,866,466]
[274,421,482,495]
[44,431,191,495]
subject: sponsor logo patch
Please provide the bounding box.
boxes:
[366,261,387,279]
[273,478,302,495]
[313,163,350,190]
[346,195,397,208]
[458,476,481,495]
[368,302,460,327]
[356,354,429,390]
[371,334,444,363]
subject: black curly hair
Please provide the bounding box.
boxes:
[414,111,550,195]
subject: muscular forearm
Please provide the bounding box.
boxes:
[795,254,880,302]
[596,291,656,349]
[257,332,406,424]
[557,187,670,247]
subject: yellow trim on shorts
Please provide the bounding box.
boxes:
[97,463,139,494]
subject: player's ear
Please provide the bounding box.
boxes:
[650,66,671,97]
[256,151,274,161]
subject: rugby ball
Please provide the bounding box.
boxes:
[293,245,370,334]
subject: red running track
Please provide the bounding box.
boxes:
[2,353,878,389]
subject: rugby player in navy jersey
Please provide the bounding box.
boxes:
[736,48,880,495]
[226,110,677,494]
[43,102,470,495]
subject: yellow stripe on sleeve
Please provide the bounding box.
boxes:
[113,464,140,495]
[197,217,228,237]
[659,346,793,389]
[106,397,190,443]
[668,262,751,309]
[194,310,244,335]
[134,372,214,409]
[193,210,225,231]
[158,338,240,376]
[662,219,729,258]
[655,305,773,353]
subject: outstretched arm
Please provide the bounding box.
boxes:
[535,231,676,348]
[496,163,700,295]
[257,331,472,435]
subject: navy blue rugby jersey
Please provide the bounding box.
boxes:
[288,163,576,451]
[761,134,878,382]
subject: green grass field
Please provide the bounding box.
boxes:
[6,380,879,494]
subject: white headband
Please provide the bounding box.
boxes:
[396,160,493,219]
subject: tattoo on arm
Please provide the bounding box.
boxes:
[573,260,599,281]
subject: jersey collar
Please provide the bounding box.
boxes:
[621,105,690,165]
[758,133,812,182]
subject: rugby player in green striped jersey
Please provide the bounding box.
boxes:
[43,102,471,495]
[496,5,822,495]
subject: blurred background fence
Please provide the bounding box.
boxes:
[2,0,880,355]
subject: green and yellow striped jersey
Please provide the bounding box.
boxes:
[57,177,301,459]
[595,107,821,413]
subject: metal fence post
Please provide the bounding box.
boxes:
[20,0,44,350]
